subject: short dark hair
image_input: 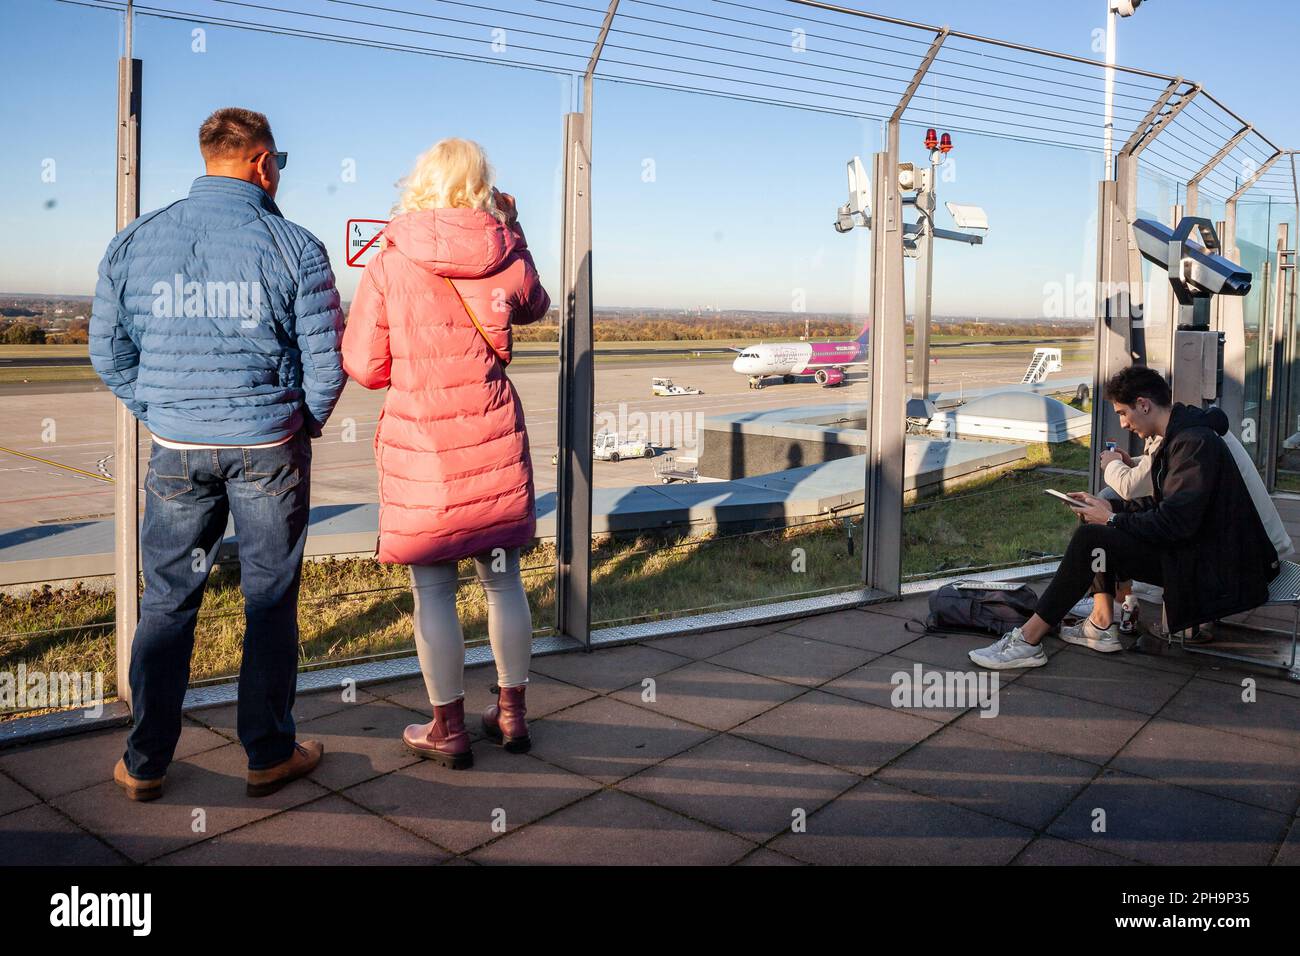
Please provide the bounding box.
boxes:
[1104,365,1172,408]
[198,107,274,160]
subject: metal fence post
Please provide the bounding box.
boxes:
[1090,80,1198,489]
[114,9,141,708]
[555,112,594,647]
[863,145,906,595]
[554,1,617,647]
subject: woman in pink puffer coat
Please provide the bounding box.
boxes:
[342,138,550,769]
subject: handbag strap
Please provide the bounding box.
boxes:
[443,276,509,365]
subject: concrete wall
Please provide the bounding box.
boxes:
[698,423,867,479]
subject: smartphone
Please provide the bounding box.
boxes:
[1044,488,1086,508]
[1104,441,1118,452]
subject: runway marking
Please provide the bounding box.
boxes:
[0,444,113,483]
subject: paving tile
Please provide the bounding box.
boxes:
[876,725,1097,830]
[1016,646,1190,715]
[732,690,939,776]
[860,595,933,621]
[187,685,379,738]
[1047,769,1290,866]
[1275,819,1300,865]
[734,847,805,865]
[768,777,1032,865]
[366,675,425,703]
[345,745,600,854]
[707,631,876,687]
[530,644,690,694]
[1159,677,1300,752]
[820,654,984,723]
[52,742,328,863]
[153,794,447,865]
[644,624,781,660]
[0,722,228,800]
[293,700,428,791]
[527,696,714,784]
[0,804,126,865]
[468,789,752,865]
[1012,835,1139,866]
[610,660,803,732]
[1110,717,1300,814]
[1197,663,1300,700]
[1113,641,1205,677]
[783,610,923,655]
[954,683,1149,765]
[618,734,857,843]
[0,771,40,817]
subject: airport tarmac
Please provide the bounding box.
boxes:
[0,345,1090,531]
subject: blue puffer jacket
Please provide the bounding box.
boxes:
[90,176,346,443]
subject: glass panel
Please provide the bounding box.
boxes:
[0,0,121,720]
[901,131,1100,581]
[1237,196,1280,473]
[129,14,567,687]
[588,79,871,631]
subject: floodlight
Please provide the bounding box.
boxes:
[945,202,989,231]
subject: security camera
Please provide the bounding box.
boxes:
[1132,217,1252,297]
[1110,0,1142,15]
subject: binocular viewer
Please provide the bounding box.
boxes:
[1132,216,1252,300]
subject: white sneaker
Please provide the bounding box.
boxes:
[968,628,1049,670]
[1059,617,1123,653]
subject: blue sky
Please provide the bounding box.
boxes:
[2,0,1296,319]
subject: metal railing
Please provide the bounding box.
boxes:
[7,0,1298,727]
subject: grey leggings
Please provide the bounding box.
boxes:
[410,546,532,707]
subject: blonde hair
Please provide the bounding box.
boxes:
[393,138,506,221]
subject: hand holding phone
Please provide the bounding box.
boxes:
[492,188,518,226]
[1044,488,1085,509]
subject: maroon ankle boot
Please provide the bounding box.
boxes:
[403,697,473,769]
[482,684,530,753]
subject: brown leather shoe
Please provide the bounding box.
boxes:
[246,740,324,797]
[403,698,473,769]
[482,683,530,753]
[114,758,164,802]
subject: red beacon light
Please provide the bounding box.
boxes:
[939,132,953,154]
[924,128,939,150]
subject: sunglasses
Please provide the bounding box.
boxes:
[256,150,288,170]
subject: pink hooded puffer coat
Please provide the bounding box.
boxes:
[342,207,551,565]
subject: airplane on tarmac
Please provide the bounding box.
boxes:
[730,316,870,389]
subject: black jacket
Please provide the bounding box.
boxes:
[1111,404,1280,632]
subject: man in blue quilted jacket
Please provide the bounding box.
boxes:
[90,108,345,801]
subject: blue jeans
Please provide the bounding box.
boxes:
[124,431,312,779]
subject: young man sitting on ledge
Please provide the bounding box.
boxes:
[969,365,1281,670]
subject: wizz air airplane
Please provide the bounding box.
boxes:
[731,318,870,389]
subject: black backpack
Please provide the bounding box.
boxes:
[913,581,1038,637]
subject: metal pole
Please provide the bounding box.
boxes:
[114,1,141,707]
[1103,3,1117,177]
[1089,79,1197,487]
[911,163,936,400]
[555,113,593,647]
[863,143,906,595]
[554,1,615,647]
[1265,223,1290,490]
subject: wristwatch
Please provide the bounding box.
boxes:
[1106,512,1118,527]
